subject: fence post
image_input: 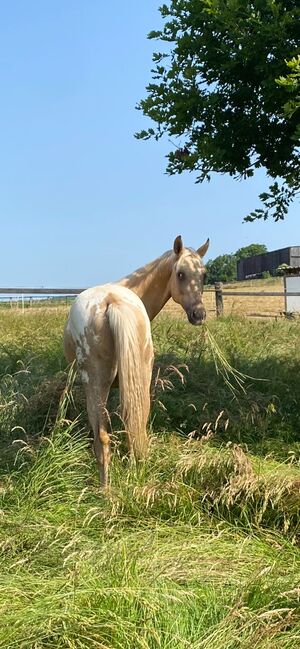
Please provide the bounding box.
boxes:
[215,282,223,317]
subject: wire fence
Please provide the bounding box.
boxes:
[0,288,82,310]
[1,283,300,318]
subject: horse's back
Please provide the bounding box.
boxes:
[64,283,151,367]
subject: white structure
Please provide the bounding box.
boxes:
[284,274,300,313]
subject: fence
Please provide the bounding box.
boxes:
[1,283,300,317]
[0,288,83,309]
[163,280,300,319]
[207,282,300,318]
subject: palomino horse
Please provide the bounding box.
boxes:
[63,235,209,486]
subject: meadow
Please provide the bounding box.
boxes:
[0,301,299,648]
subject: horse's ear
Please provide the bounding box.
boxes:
[173,235,183,256]
[197,238,210,258]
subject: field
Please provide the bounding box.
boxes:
[0,302,300,648]
[164,277,286,319]
[209,277,285,318]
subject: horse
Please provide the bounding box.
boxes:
[63,234,209,487]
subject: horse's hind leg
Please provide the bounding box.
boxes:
[82,360,116,488]
[95,409,111,487]
[63,323,76,363]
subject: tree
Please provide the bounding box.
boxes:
[136,1,300,221]
[277,55,300,140]
[246,55,300,222]
[206,254,237,284]
[235,244,268,261]
[206,243,268,283]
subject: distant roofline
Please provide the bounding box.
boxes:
[237,246,300,266]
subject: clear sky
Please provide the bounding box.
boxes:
[0,1,298,288]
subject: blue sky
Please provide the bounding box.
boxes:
[0,1,298,288]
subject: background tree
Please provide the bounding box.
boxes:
[206,254,237,284]
[137,1,300,221]
[206,243,268,283]
[235,244,268,261]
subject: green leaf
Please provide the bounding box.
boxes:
[138,0,300,221]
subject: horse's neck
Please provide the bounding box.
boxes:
[117,252,173,321]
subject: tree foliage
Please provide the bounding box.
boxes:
[276,55,300,141]
[137,1,300,221]
[235,243,267,261]
[206,243,268,283]
[206,254,237,284]
[246,55,300,222]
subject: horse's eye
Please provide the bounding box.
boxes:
[177,271,185,281]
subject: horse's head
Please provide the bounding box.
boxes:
[170,235,209,325]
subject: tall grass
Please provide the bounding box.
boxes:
[152,315,300,458]
[0,307,299,647]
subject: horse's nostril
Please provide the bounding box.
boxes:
[188,307,206,324]
[193,309,205,321]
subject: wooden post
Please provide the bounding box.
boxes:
[215,282,223,317]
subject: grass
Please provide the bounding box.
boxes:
[0,306,299,648]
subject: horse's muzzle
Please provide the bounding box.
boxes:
[187,307,206,325]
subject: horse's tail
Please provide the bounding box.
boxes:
[107,299,153,459]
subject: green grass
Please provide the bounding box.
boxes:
[0,307,299,648]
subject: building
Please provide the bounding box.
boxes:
[237,246,300,281]
[285,272,300,313]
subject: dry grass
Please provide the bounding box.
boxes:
[163,277,285,319]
